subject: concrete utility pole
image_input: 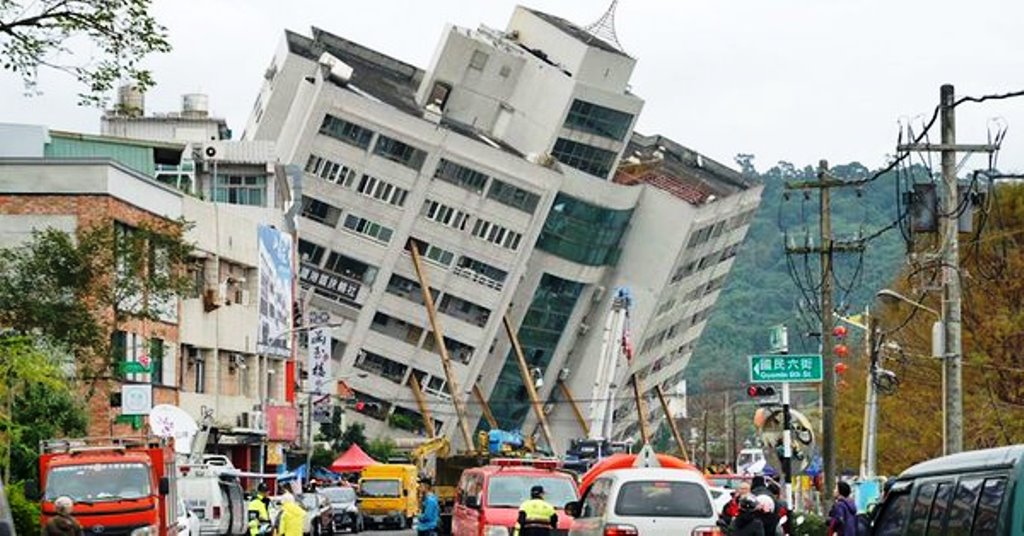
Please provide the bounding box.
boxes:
[898,84,1001,453]
[784,161,865,507]
[818,160,837,503]
[939,84,964,455]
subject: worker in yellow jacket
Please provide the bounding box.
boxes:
[277,493,307,536]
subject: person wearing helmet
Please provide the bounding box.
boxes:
[515,485,558,536]
[729,495,765,536]
[248,483,271,536]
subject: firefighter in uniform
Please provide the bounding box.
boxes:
[515,485,558,536]
[248,482,271,536]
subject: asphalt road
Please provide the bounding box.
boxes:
[362,529,415,536]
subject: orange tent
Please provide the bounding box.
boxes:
[578,453,704,495]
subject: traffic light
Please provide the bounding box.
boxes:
[747,385,777,398]
[355,401,365,411]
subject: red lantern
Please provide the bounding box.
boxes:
[833,325,848,338]
[834,344,849,359]
[835,362,849,375]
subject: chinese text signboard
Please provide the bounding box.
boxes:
[308,327,331,395]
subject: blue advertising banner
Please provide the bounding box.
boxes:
[257,224,294,357]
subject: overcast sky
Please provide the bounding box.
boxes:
[2,0,1023,172]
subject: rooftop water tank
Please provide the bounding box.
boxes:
[182,93,209,118]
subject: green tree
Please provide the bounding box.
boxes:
[365,437,396,462]
[310,446,336,471]
[0,221,194,380]
[339,422,368,452]
[0,0,171,105]
[0,336,72,481]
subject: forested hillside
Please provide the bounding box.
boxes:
[687,157,910,391]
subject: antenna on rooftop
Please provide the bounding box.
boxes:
[582,0,626,53]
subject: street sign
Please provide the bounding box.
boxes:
[749,354,823,383]
[768,325,789,354]
[120,361,151,374]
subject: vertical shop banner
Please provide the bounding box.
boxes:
[308,327,331,395]
[257,225,294,357]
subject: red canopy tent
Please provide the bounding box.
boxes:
[330,444,378,473]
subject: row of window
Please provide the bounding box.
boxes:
[305,154,357,187]
[356,173,409,207]
[687,208,758,249]
[213,175,267,207]
[369,311,476,364]
[536,193,632,267]
[301,195,394,244]
[551,137,617,179]
[320,114,429,172]
[670,243,738,284]
[435,158,541,215]
[563,99,634,142]
[422,199,470,230]
[640,305,714,355]
[470,218,523,251]
[343,214,394,243]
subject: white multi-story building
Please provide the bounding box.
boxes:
[244,5,762,451]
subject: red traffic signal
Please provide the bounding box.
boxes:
[833,325,848,339]
[355,401,365,411]
[747,385,777,398]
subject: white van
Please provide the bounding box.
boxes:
[178,473,247,535]
[567,467,719,536]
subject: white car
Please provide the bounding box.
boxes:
[176,498,202,536]
[708,486,734,515]
[567,467,719,536]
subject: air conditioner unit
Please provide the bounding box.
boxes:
[238,411,265,430]
[543,403,554,414]
[591,286,606,304]
[577,323,590,336]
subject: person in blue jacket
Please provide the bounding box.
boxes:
[417,479,440,536]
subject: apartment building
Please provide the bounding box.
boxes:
[0,122,294,470]
[244,5,761,450]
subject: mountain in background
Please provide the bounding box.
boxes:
[687,157,912,391]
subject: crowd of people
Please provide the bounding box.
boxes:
[717,477,791,536]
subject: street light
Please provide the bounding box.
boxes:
[874,288,949,456]
[875,289,941,319]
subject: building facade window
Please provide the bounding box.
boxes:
[469,50,489,71]
[424,244,455,267]
[323,251,377,285]
[298,239,326,265]
[551,138,617,179]
[471,219,522,251]
[305,154,358,187]
[454,255,508,289]
[149,338,164,385]
[300,195,342,227]
[356,350,407,383]
[536,193,632,266]
[434,159,488,193]
[422,199,470,230]
[213,175,266,206]
[487,179,540,214]
[342,214,394,243]
[489,273,584,428]
[563,99,634,141]
[320,114,374,149]
[356,174,409,207]
[373,135,427,171]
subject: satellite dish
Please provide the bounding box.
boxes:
[149,404,199,455]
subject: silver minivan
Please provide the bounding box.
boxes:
[566,467,719,536]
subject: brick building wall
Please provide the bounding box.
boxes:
[0,193,181,437]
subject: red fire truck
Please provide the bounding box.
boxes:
[40,437,178,536]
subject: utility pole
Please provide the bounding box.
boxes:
[784,160,865,507]
[939,84,964,455]
[897,84,1000,454]
[865,313,880,476]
